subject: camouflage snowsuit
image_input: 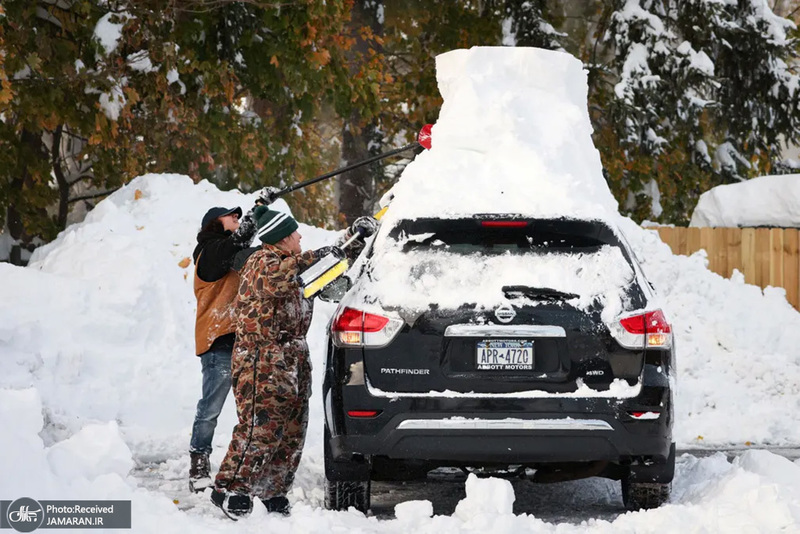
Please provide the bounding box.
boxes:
[214,243,319,498]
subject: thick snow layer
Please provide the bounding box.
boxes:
[356,244,633,317]
[369,47,629,313]
[2,45,800,531]
[378,47,618,227]
[690,174,800,227]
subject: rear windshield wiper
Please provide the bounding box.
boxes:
[502,285,580,301]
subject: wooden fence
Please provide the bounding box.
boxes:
[655,227,800,311]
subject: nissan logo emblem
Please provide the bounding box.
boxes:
[494,304,516,323]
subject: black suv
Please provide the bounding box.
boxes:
[321,216,675,513]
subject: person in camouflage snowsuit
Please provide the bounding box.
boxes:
[211,206,377,517]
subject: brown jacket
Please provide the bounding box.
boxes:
[194,258,240,355]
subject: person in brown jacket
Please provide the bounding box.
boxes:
[210,206,377,518]
[188,188,280,493]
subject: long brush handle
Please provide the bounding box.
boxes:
[278,142,419,197]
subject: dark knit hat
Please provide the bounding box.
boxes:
[201,206,242,228]
[253,205,299,244]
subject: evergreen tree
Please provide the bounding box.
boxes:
[503,0,565,49]
[599,0,800,223]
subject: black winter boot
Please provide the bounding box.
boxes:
[189,452,211,493]
[211,488,253,519]
[227,494,253,516]
[261,495,290,516]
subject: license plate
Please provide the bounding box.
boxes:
[476,340,534,370]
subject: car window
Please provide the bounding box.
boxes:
[391,218,616,255]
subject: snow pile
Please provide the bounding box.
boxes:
[366,47,631,314]
[394,500,434,523]
[2,174,337,459]
[619,216,800,445]
[379,47,618,226]
[47,422,134,481]
[0,387,186,534]
[690,174,800,227]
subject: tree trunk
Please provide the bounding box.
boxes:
[338,1,384,224]
[52,125,71,230]
[6,129,48,265]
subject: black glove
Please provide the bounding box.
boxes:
[255,186,281,206]
[315,245,346,260]
[232,246,260,272]
[349,216,379,239]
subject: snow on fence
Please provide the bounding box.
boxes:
[656,227,800,311]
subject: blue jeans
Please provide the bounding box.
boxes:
[189,344,232,455]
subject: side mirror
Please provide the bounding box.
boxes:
[317,276,353,303]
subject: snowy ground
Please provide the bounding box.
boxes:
[3,46,800,532]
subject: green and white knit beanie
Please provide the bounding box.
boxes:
[254,205,299,245]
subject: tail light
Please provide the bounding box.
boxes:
[347,410,381,418]
[331,306,404,348]
[481,220,528,227]
[612,309,672,349]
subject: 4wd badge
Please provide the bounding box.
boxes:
[494,303,516,323]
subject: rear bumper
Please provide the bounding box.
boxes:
[330,411,671,465]
[326,367,673,466]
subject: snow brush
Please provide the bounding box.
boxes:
[297,126,432,299]
[299,209,388,299]
[272,124,432,198]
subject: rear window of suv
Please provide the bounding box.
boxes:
[355,217,645,313]
[389,217,624,255]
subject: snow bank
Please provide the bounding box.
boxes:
[4,174,337,460]
[690,174,800,227]
[0,388,142,505]
[619,217,800,446]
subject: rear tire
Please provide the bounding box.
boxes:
[621,479,671,510]
[323,425,371,513]
[324,477,371,513]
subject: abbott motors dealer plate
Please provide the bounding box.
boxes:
[476,340,534,370]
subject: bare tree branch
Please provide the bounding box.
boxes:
[67,173,94,187]
[69,188,121,203]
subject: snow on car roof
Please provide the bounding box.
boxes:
[359,47,632,314]
[378,46,620,231]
